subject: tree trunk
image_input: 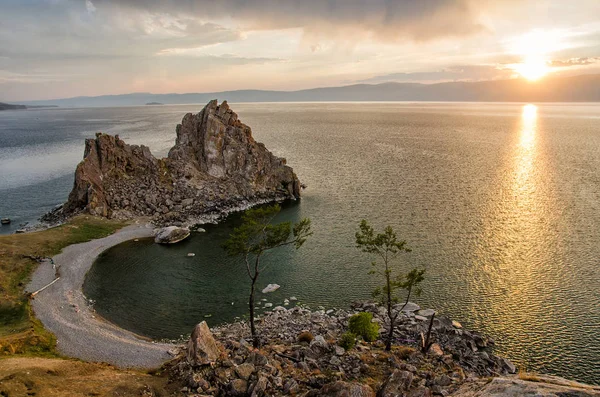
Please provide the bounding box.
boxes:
[385,269,393,351]
[249,277,258,347]
[386,314,394,351]
[422,312,436,353]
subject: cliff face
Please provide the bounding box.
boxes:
[60,100,300,224]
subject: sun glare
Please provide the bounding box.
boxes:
[514,58,549,81]
[508,30,561,81]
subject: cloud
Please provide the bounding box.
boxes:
[109,0,514,42]
[355,65,514,84]
[549,57,600,67]
[86,0,97,15]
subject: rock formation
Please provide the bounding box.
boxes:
[54,100,300,225]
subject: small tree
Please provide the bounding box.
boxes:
[224,204,312,347]
[355,220,425,351]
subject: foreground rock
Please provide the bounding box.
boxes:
[455,375,600,396]
[154,226,190,244]
[44,100,301,226]
[168,302,529,396]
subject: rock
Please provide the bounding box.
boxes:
[434,374,452,387]
[262,284,280,293]
[318,381,375,397]
[414,315,428,321]
[234,363,255,380]
[187,253,196,257]
[264,303,273,308]
[379,370,414,397]
[500,357,517,374]
[451,320,462,329]
[247,351,268,366]
[154,226,190,244]
[335,345,345,356]
[187,321,223,366]
[453,375,600,397]
[416,309,436,317]
[396,302,421,312]
[284,379,300,394]
[310,335,329,351]
[272,306,287,312]
[429,343,444,357]
[289,296,298,301]
[407,387,432,397]
[251,376,269,397]
[227,379,248,396]
[54,100,301,224]
[0,218,10,225]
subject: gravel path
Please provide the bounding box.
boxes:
[26,222,176,369]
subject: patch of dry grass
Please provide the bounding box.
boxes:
[0,357,178,396]
[0,216,128,356]
[518,368,541,382]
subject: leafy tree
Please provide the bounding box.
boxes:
[224,204,312,347]
[355,220,425,351]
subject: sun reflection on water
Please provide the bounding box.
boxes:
[520,104,537,150]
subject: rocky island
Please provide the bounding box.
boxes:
[45,100,300,226]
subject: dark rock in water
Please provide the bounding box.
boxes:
[154,226,190,244]
[0,218,10,225]
[50,100,301,225]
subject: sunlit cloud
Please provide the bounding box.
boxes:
[1,0,600,101]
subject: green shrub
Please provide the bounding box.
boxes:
[348,312,380,342]
[338,332,357,350]
[298,331,314,343]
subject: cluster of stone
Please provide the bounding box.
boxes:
[168,302,516,396]
[44,100,300,226]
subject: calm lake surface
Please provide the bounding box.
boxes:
[1,103,599,384]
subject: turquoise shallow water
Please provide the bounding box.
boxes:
[1,103,599,384]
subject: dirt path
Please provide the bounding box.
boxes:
[26,222,176,368]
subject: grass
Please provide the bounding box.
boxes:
[0,216,128,356]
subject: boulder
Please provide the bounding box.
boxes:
[234,363,255,380]
[262,284,280,293]
[416,309,436,317]
[317,381,375,397]
[378,370,414,397]
[154,226,190,244]
[187,321,223,366]
[395,302,420,312]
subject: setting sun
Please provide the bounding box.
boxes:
[514,57,549,81]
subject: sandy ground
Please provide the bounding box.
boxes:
[26,222,176,369]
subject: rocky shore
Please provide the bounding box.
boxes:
[168,302,523,396]
[43,100,301,227]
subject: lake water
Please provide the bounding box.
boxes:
[1,103,599,384]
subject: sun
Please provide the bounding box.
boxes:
[514,57,549,81]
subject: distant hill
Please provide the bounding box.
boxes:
[0,102,27,110]
[145,102,164,106]
[18,74,600,108]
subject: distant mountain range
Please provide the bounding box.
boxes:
[16,74,600,108]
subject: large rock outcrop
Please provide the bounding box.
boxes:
[57,100,301,224]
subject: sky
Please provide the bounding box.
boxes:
[1,0,600,101]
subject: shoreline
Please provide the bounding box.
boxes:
[26,220,176,369]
